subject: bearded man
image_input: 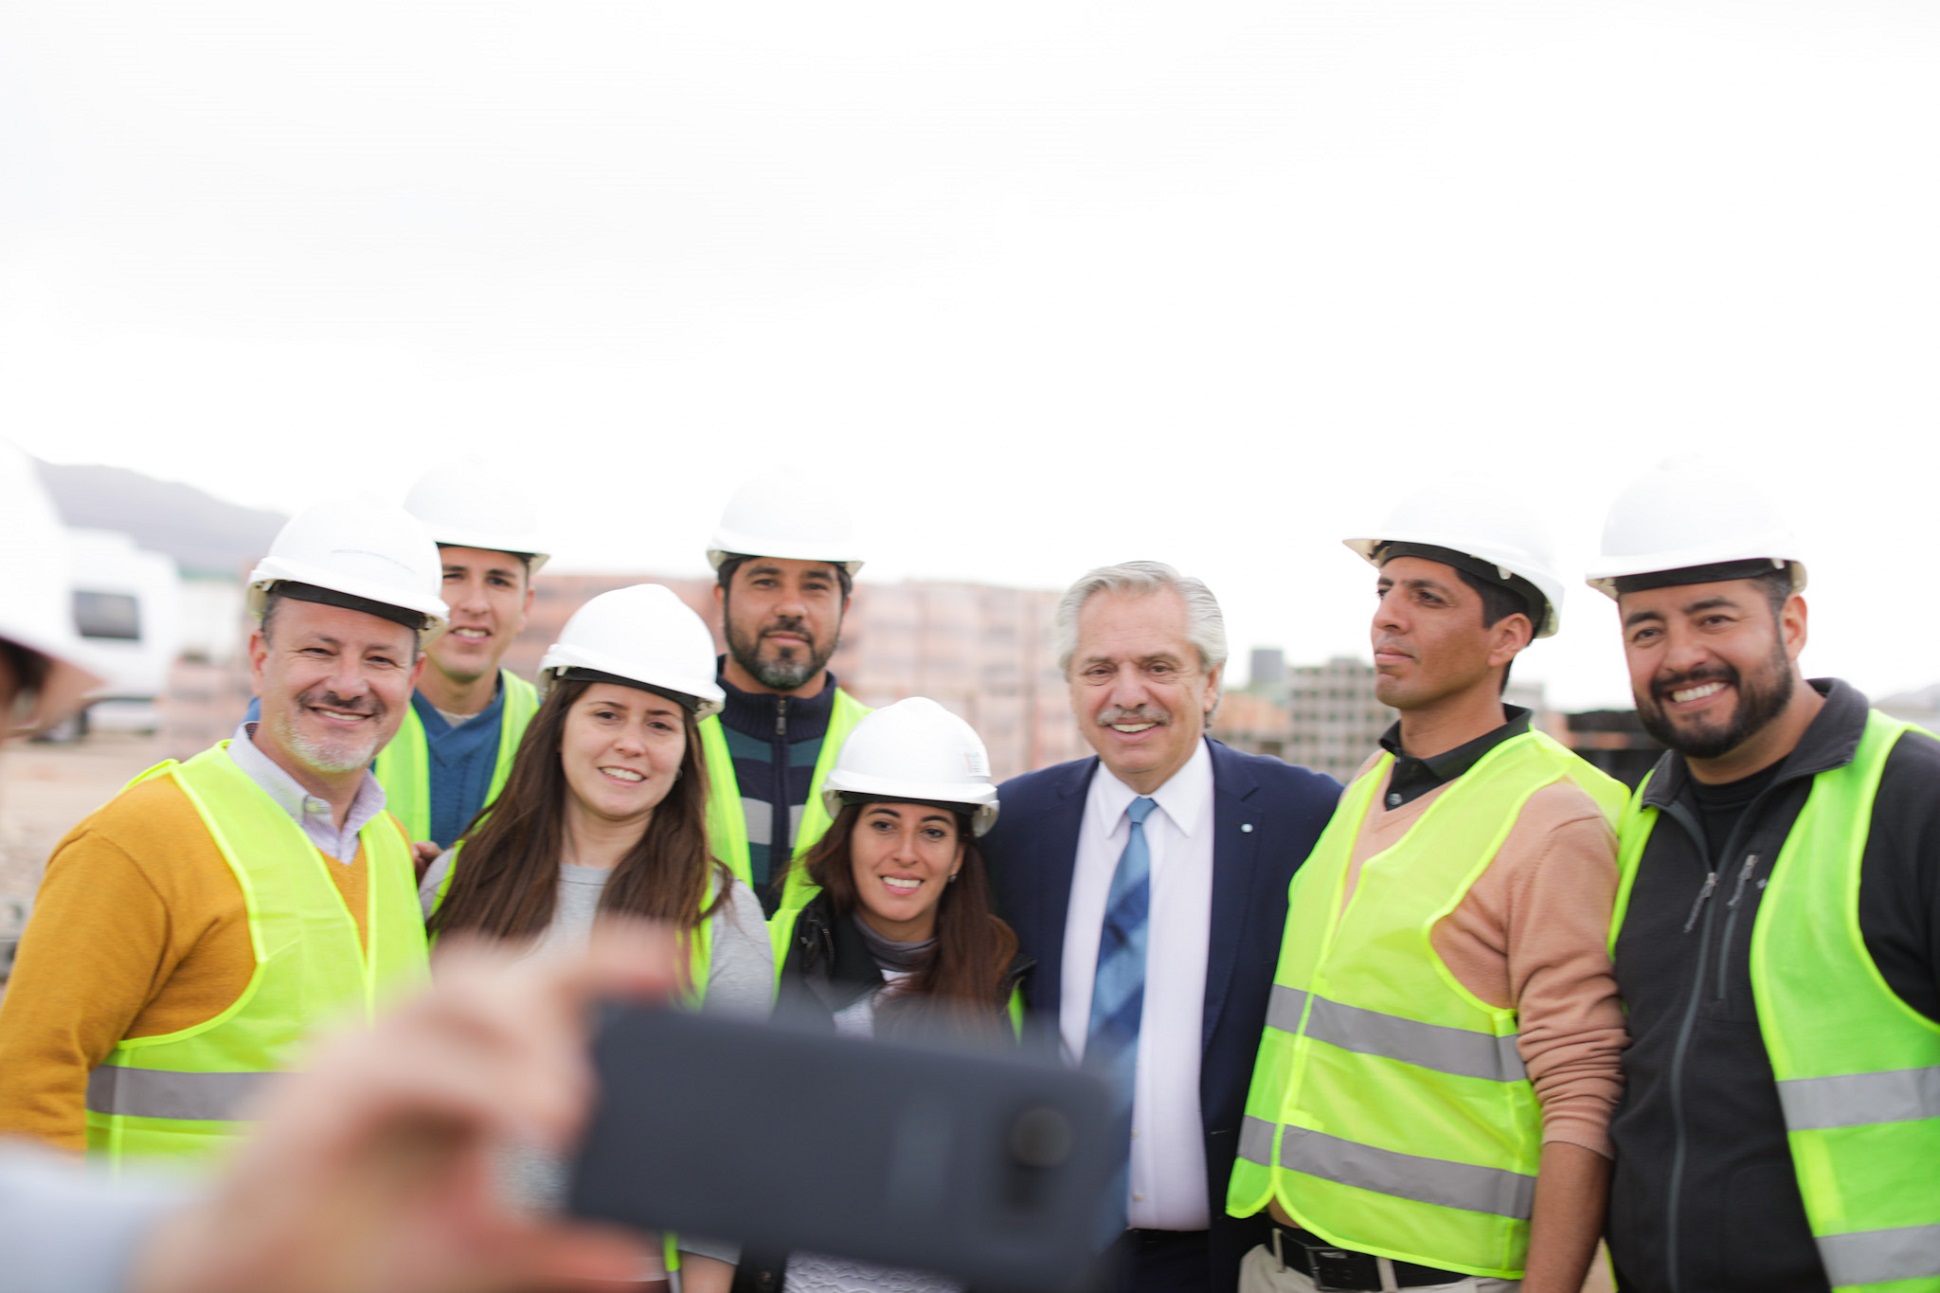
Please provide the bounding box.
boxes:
[1590,458,1940,1293]
[700,475,870,917]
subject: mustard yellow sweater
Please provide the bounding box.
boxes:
[0,772,396,1152]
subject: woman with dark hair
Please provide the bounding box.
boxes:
[746,698,1029,1293]
[423,583,771,1293]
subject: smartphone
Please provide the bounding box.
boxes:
[568,1005,1117,1292]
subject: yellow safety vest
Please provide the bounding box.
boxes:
[1610,712,1940,1292]
[85,744,429,1170]
[375,670,539,845]
[1230,730,1624,1278]
[698,686,870,929]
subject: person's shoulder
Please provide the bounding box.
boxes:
[1871,721,1940,835]
[1209,741,1342,802]
[994,757,1095,807]
[66,767,205,849]
[1523,774,1620,830]
[1882,721,1940,779]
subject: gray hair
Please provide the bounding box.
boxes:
[1053,560,1228,679]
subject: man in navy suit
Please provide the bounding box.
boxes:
[984,561,1340,1293]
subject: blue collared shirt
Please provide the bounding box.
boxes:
[411,683,507,848]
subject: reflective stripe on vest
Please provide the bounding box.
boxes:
[1239,1118,1539,1219]
[86,745,429,1169]
[376,670,539,844]
[87,1067,271,1122]
[1264,986,1527,1083]
[698,687,870,915]
[1229,729,1625,1279]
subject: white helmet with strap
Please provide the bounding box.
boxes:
[1586,455,1806,600]
[1344,486,1567,638]
[538,584,725,718]
[247,497,449,633]
[820,697,999,837]
[706,473,863,575]
[403,459,550,573]
[0,442,104,734]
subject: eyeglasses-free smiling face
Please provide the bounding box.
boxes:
[1067,588,1220,795]
[427,546,533,689]
[251,597,422,785]
[558,682,687,832]
[1618,578,1803,767]
[848,802,964,943]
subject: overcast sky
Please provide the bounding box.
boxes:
[4,2,1936,710]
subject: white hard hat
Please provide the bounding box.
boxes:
[706,473,863,576]
[0,443,105,733]
[403,459,550,574]
[538,584,726,718]
[248,497,450,633]
[1344,486,1567,638]
[820,697,999,837]
[1586,455,1806,601]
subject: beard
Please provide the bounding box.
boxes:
[270,686,388,775]
[1635,640,1794,762]
[726,614,836,692]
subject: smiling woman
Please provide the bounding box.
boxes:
[421,584,772,1293]
[747,698,1026,1293]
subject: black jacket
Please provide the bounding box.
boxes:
[773,893,1034,1035]
[731,894,1034,1293]
[1607,679,1940,1293]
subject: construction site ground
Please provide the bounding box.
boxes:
[0,731,167,980]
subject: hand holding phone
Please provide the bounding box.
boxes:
[569,1006,1117,1292]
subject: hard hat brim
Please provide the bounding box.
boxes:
[1341,534,1562,638]
[0,627,105,737]
[248,556,450,633]
[430,531,550,575]
[819,771,999,837]
[537,649,725,718]
[1585,549,1807,602]
[706,531,864,577]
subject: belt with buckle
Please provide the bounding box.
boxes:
[1271,1221,1468,1291]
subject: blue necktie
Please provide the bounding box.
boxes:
[1088,795,1156,1241]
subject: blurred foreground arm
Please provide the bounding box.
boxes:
[133,923,677,1293]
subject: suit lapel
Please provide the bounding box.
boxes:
[1032,757,1097,1016]
[1203,741,1262,1050]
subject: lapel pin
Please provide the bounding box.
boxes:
[1241,823,1254,833]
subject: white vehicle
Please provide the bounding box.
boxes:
[63,528,181,735]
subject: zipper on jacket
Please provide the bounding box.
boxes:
[1654,801,1718,1293]
[1715,854,1760,1000]
[771,698,792,893]
[1643,760,1812,1293]
[1680,870,1718,934]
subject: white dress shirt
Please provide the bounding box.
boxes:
[1060,737,1214,1231]
[227,721,389,864]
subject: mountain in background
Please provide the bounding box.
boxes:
[35,462,286,579]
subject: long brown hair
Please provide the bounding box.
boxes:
[800,801,1019,1035]
[429,678,725,941]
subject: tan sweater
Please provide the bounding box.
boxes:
[0,773,386,1152]
[1337,751,1628,1159]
